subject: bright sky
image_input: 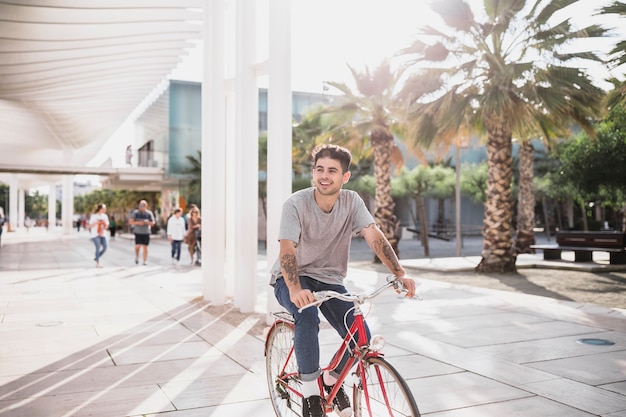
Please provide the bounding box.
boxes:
[170,0,438,93]
[171,0,624,93]
[286,0,439,93]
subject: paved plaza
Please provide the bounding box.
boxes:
[0,227,624,416]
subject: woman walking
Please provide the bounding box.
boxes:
[89,204,109,268]
[184,205,201,265]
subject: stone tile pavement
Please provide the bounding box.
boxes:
[0,227,624,416]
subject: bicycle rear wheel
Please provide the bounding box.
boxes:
[265,320,302,417]
[353,356,420,417]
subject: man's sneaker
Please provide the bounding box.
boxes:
[324,382,352,417]
[302,395,326,417]
[135,257,139,265]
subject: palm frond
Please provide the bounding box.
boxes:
[431,0,475,32]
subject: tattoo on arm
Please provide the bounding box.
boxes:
[373,237,403,275]
[280,253,299,286]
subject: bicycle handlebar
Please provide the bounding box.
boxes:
[297,276,415,313]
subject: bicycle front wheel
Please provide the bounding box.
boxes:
[353,356,420,417]
[265,320,302,417]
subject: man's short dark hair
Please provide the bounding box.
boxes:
[312,144,352,173]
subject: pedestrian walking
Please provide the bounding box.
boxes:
[184,205,201,265]
[89,204,109,268]
[166,208,186,264]
[109,215,117,239]
[129,200,155,265]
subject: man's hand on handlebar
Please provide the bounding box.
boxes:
[397,276,417,298]
[290,288,316,309]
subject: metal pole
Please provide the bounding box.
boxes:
[455,143,462,257]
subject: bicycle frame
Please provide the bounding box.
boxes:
[267,300,385,415]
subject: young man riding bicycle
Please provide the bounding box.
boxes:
[270,144,416,417]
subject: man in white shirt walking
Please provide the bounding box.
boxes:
[167,207,186,264]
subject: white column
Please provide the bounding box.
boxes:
[48,184,56,230]
[233,0,258,312]
[8,175,18,232]
[62,175,74,235]
[18,189,25,228]
[266,0,293,313]
[225,91,236,298]
[202,0,227,304]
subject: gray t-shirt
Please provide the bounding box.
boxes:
[130,209,155,235]
[269,187,375,286]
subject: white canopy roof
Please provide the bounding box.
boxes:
[0,0,203,172]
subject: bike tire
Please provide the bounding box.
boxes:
[353,356,420,417]
[265,320,302,417]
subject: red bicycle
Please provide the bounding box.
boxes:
[265,276,421,417]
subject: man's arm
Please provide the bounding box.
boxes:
[361,224,416,298]
[279,239,315,308]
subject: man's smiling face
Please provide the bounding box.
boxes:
[312,156,350,197]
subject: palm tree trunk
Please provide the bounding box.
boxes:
[371,130,400,260]
[476,113,517,273]
[514,140,536,253]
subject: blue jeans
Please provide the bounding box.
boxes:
[274,276,371,382]
[171,240,182,260]
[92,236,107,262]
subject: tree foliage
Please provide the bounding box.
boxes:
[557,104,626,208]
[460,162,488,204]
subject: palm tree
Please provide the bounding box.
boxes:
[320,61,407,257]
[399,0,606,272]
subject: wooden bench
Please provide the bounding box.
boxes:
[406,227,452,241]
[531,231,626,265]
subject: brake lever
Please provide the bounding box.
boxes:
[390,276,422,300]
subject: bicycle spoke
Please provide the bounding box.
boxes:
[266,321,302,417]
[353,357,420,417]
